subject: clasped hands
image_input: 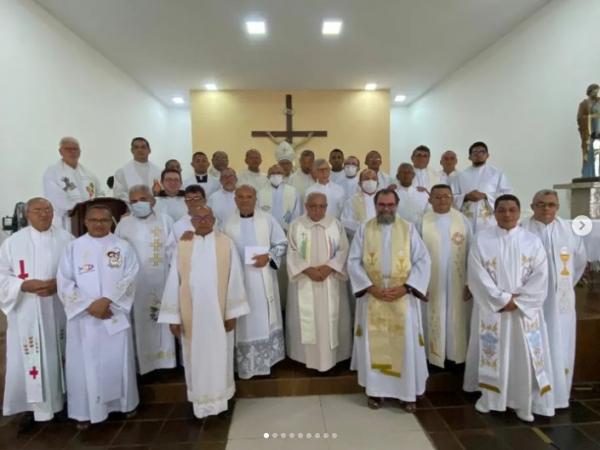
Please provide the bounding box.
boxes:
[88,297,113,319]
[500,294,519,312]
[367,285,407,302]
[21,278,57,297]
[303,265,334,282]
[465,190,487,202]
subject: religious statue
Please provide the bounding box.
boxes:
[577,83,600,178]
[267,131,313,164]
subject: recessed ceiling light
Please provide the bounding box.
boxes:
[171,96,185,105]
[394,94,407,103]
[246,20,266,35]
[205,83,218,91]
[365,83,377,91]
[322,20,342,35]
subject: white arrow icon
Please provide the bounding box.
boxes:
[572,215,592,236]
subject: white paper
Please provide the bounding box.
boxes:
[103,309,130,336]
[244,246,269,265]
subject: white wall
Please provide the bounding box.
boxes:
[0,0,191,216]
[390,0,600,217]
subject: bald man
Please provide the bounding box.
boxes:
[238,149,269,191]
[43,137,104,233]
[438,151,458,184]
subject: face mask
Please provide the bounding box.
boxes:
[344,165,358,177]
[130,201,152,218]
[269,174,284,187]
[361,180,378,194]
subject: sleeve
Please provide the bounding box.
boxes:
[158,248,181,324]
[513,240,548,317]
[112,168,129,201]
[286,221,311,280]
[486,171,512,205]
[292,191,303,221]
[92,173,106,198]
[224,241,251,320]
[340,197,359,238]
[451,173,465,210]
[467,238,512,313]
[406,224,431,295]
[43,166,75,215]
[268,217,288,269]
[0,240,25,315]
[57,242,96,320]
[346,224,373,295]
[572,234,587,284]
[326,221,349,280]
[104,243,139,313]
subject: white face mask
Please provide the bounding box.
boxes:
[130,201,152,218]
[344,165,358,177]
[361,180,378,195]
[269,174,284,187]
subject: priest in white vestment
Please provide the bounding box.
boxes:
[207,168,238,228]
[208,150,229,180]
[43,137,104,232]
[338,156,361,199]
[348,188,431,411]
[0,198,73,427]
[158,206,249,419]
[521,189,587,409]
[154,169,187,222]
[464,194,554,422]
[341,169,378,239]
[289,150,316,198]
[183,151,220,197]
[329,148,346,184]
[395,163,429,223]
[237,149,270,191]
[417,185,472,368]
[365,150,394,189]
[286,193,352,371]
[57,205,139,426]
[113,137,162,201]
[305,159,346,219]
[170,186,207,242]
[411,146,440,194]
[223,185,287,379]
[437,150,458,184]
[258,164,302,232]
[451,142,511,232]
[115,185,176,375]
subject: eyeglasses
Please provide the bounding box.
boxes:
[185,196,204,202]
[533,202,558,209]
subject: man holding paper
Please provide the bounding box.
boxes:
[57,205,139,427]
[223,185,288,379]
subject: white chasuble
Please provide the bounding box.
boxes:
[521,217,587,409]
[57,233,139,423]
[238,170,269,191]
[207,189,237,229]
[347,218,431,402]
[414,167,440,192]
[286,215,352,371]
[224,211,287,379]
[113,160,162,201]
[43,161,104,232]
[420,210,472,367]
[305,182,346,219]
[0,226,73,420]
[289,171,315,199]
[158,232,249,418]
[258,184,302,232]
[341,192,376,239]
[451,164,511,232]
[115,213,176,375]
[464,226,555,418]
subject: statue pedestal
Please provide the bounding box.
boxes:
[554,181,600,219]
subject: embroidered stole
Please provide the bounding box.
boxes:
[362,218,412,378]
[295,219,341,349]
[422,210,468,367]
[225,212,277,326]
[259,186,297,228]
[351,194,367,223]
[177,232,230,355]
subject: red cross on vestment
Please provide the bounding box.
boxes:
[18,260,29,280]
[29,366,39,379]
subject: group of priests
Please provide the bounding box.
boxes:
[0,135,586,430]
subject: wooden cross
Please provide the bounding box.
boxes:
[251,94,328,144]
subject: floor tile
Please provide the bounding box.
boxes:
[541,424,600,450]
[169,402,196,420]
[110,420,163,446]
[426,392,469,407]
[66,420,123,447]
[154,418,204,444]
[579,423,600,444]
[320,394,422,434]
[500,427,553,450]
[415,410,450,432]
[226,437,330,450]
[328,429,434,450]
[533,401,600,426]
[454,428,506,450]
[130,402,174,421]
[426,431,463,450]
[437,406,488,430]
[21,422,78,450]
[228,396,324,440]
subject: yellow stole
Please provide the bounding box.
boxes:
[362,218,412,378]
[177,232,231,353]
[422,210,468,367]
[351,193,367,223]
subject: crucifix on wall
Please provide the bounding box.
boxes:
[251,94,328,151]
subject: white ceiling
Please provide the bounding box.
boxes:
[35,0,550,106]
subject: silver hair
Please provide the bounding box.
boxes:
[305,192,327,206]
[59,136,79,149]
[26,197,52,213]
[235,184,257,195]
[312,158,329,170]
[532,189,558,201]
[128,184,153,197]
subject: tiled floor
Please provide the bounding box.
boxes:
[227,394,433,450]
